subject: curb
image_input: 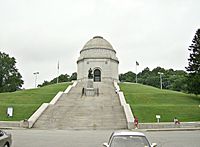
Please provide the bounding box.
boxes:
[0,127,27,130]
[130,127,200,132]
[145,127,200,132]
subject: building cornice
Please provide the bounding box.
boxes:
[80,48,116,54]
[77,57,119,64]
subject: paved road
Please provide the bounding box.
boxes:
[5,129,200,147]
[145,130,200,147]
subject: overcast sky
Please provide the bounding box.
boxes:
[0,0,200,88]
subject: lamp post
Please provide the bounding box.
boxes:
[158,72,164,89]
[33,72,39,88]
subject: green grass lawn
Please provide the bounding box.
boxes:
[119,83,200,123]
[0,82,71,121]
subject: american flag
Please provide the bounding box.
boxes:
[57,61,59,70]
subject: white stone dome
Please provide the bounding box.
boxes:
[81,36,115,52]
[78,36,118,63]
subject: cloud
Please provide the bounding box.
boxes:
[0,0,200,88]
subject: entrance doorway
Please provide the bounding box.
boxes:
[94,69,101,82]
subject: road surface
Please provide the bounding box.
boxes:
[5,129,200,147]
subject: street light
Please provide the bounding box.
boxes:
[33,72,39,88]
[158,72,164,89]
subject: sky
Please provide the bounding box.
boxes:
[0,0,200,89]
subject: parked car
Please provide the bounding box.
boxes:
[0,130,12,147]
[103,131,157,147]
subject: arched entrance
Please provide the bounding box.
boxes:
[94,69,101,82]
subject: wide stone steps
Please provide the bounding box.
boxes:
[36,107,125,118]
[33,81,127,129]
[34,105,126,129]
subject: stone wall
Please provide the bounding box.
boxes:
[77,58,119,81]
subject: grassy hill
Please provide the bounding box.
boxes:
[0,83,71,121]
[119,83,200,123]
[1,82,199,123]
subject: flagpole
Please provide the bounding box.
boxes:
[135,61,139,83]
[136,64,137,83]
[57,61,59,84]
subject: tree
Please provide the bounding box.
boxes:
[39,73,76,87]
[0,52,24,92]
[166,72,187,92]
[135,67,187,91]
[186,28,200,95]
[69,72,77,81]
[119,71,135,82]
[39,74,70,87]
[138,67,164,88]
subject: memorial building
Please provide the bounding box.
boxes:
[77,36,119,82]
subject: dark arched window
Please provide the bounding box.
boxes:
[94,69,101,82]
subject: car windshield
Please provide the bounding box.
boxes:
[110,135,150,147]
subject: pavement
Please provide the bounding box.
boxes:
[1,126,200,133]
[0,121,200,131]
[3,129,200,147]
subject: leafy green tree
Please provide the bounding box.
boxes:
[57,74,70,82]
[69,72,77,81]
[137,67,187,91]
[138,67,151,85]
[0,52,24,92]
[39,80,49,87]
[39,73,76,87]
[119,73,125,82]
[119,71,135,82]
[186,28,200,95]
[39,74,70,87]
[166,71,187,92]
[138,67,164,88]
[120,66,188,92]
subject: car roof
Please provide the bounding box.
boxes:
[112,131,146,137]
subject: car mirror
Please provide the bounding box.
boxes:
[151,143,157,147]
[103,142,109,147]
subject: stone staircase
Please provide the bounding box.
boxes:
[33,81,127,129]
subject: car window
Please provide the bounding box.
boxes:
[110,135,150,147]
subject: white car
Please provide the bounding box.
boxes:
[0,130,12,147]
[103,131,157,147]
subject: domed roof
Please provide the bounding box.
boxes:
[77,36,119,63]
[81,36,115,51]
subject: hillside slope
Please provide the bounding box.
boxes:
[119,83,200,123]
[0,83,70,121]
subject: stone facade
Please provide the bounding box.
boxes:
[77,36,119,82]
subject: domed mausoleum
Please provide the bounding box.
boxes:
[77,36,119,82]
